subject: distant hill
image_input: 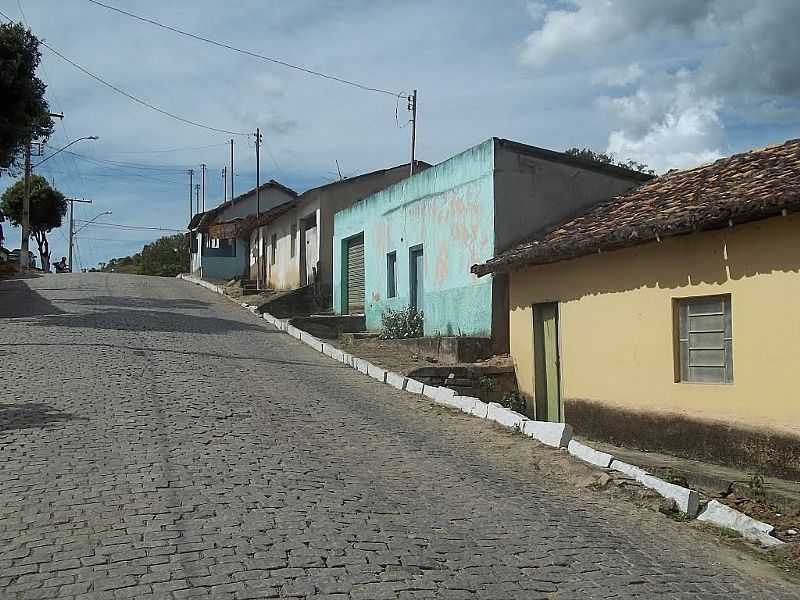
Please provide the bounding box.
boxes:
[100,234,189,277]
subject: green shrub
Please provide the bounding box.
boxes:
[379,306,423,339]
[500,390,526,414]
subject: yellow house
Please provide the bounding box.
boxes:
[472,139,800,478]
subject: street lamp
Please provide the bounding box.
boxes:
[34,136,100,168]
[20,135,99,272]
[70,210,111,273]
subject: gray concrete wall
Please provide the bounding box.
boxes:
[492,140,647,253]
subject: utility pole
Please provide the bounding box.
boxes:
[409,89,418,176]
[230,139,234,200]
[67,198,92,273]
[222,167,227,203]
[200,163,206,212]
[19,143,32,272]
[254,128,262,289]
[195,184,200,214]
[187,169,194,223]
[21,111,65,272]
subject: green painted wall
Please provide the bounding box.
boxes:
[333,140,496,336]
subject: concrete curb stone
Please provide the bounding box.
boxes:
[405,379,424,395]
[367,363,387,383]
[469,400,489,419]
[386,372,407,390]
[521,421,573,448]
[697,500,784,547]
[610,459,650,480]
[568,440,614,468]
[486,403,527,430]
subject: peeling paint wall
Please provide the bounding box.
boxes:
[333,138,649,341]
[334,141,496,337]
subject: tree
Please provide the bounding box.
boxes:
[565,147,655,176]
[1,174,66,271]
[101,234,189,277]
[0,22,54,172]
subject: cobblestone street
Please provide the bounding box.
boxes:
[1,273,797,599]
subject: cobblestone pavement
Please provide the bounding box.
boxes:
[1,273,797,599]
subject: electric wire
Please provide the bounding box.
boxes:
[73,221,185,232]
[85,0,406,99]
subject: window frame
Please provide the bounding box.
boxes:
[386,251,397,298]
[290,223,297,258]
[675,294,733,385]
[270,233,277,265]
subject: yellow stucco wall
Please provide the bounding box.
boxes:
[509,214,800,436]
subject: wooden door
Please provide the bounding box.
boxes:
[533,302,561,422]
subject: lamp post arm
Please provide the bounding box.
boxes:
[34,136,98,169]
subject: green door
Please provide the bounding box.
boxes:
[533,303,561,422]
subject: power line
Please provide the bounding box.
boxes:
[104,142,229,155]
[74,221,185,232]
[0,8,246,135]
[86,0,406,99]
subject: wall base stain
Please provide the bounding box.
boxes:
[566,398,800,480]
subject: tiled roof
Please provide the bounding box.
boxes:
[473,139,800,277]
[189,180,298,229]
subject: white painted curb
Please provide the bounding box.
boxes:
[610,459,650,480]
[486,403,527,430]
[521,421,572,448]
[386,371,407,390]
[405,378,424,395]
[567,440,613,468]
[697,500,784,547]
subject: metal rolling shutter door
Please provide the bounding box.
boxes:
[347,236,365,314]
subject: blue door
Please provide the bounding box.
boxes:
[410,246,424,312]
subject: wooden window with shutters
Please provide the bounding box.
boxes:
[676,294,733,384]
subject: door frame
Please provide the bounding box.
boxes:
[409,244,424,312]
[532,301,562,422]
[341,232,365,314]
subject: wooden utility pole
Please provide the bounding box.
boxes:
[222,167,227,202]
[409,89,418,176]
[195,183,200,214]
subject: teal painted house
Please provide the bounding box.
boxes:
[332,138,650,348]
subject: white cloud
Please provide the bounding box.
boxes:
[592,63,643,88]
[521,0,713,68]
[521,0,800,172]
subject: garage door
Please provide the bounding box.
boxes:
[346,234,365,314]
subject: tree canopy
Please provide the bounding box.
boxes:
[565,147,655,176]
[101,234,189,278]
[1,174,67,235]
[0,22,54,171]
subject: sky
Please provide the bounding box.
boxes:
[1,0,799,269]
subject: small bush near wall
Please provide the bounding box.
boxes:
[379,307,424,339]
[500,390,526,414]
